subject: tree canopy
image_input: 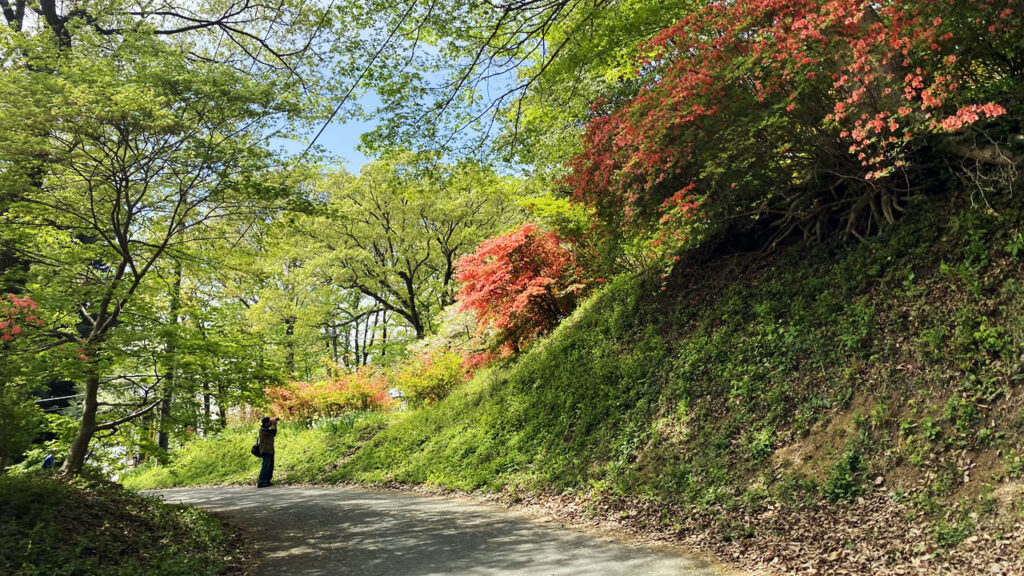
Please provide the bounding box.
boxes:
[290,153,517,340]
[0,0,327,474]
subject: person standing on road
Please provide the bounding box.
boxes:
[257,416,279,487]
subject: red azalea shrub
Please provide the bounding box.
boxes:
[0,293,42,342]
[456,223,588,354]
[265,368,394,421]
[461,350,498,373]
[564,0,1021,256]
[0,293,45,470]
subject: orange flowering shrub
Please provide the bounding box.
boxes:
[265,368,394,421]
[565,0,1022,259]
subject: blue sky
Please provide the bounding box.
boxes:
[279,60,519,174]
[311,115,376,173]
[275,87,382,174]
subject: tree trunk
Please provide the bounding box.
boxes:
[363,310,380,365]
[329,324,339,365]
[352,322,361,367]
[61,366,100,475]
[156,395,172,450]
[200,321,211,435]
[217,384,228,430]
[202,381,211,436]
[402,273,425,339]
[157,263,182,451]
[341,322,352,367]
[284,316,296,377]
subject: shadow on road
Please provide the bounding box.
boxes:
[154,487,720,576]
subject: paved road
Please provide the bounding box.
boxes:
[153,486,724,576]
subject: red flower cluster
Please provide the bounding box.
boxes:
[0,293,42,342]
[939,103,1007,132]
[564,0,1019,251]
[456,224,586,354]
[461,351,497,373]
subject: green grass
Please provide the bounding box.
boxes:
[130,194,1024,538]
[125,412,389,489]
[0,474,242,576]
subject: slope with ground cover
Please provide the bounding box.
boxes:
[128,194,1024,574]
[1,474,249,576]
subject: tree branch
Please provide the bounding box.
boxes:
[95,399,162,431]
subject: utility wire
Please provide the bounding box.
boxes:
[300,0,420,160]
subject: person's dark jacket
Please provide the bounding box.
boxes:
[258,422,277,454]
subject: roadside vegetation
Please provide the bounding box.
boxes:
[0,474,246,576]
[125,413,390,490]
[128,192,1024,573]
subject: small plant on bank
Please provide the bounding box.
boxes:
[747,426,775,461]
[933,514,975,548]
[1005,450,1023,479]
[823,449,866,503]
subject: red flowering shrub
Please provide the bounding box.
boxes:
[456,224,588,354]
[0,294,45,471]
[265,369,394,421]
[0,293,42,342]
[461,350,498,373]
[565,0,1022,256]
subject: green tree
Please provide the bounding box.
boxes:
[0,28,304,474]
[306,154,517,340]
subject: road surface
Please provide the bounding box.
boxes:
[153,486,725,576]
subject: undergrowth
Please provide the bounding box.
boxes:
[125,412,389,489]
[0,474,242,576]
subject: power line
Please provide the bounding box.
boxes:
[300,1,420,160]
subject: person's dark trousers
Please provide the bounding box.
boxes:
[258,452,274,486]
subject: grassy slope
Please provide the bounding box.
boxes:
[128,195,1024,565]
[339,196,1024,504]
[124,412,390,489]
[0,474,246,576]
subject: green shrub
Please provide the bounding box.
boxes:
[0,392,43,472]
[823,450,865,503]
[393,350,467,408]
